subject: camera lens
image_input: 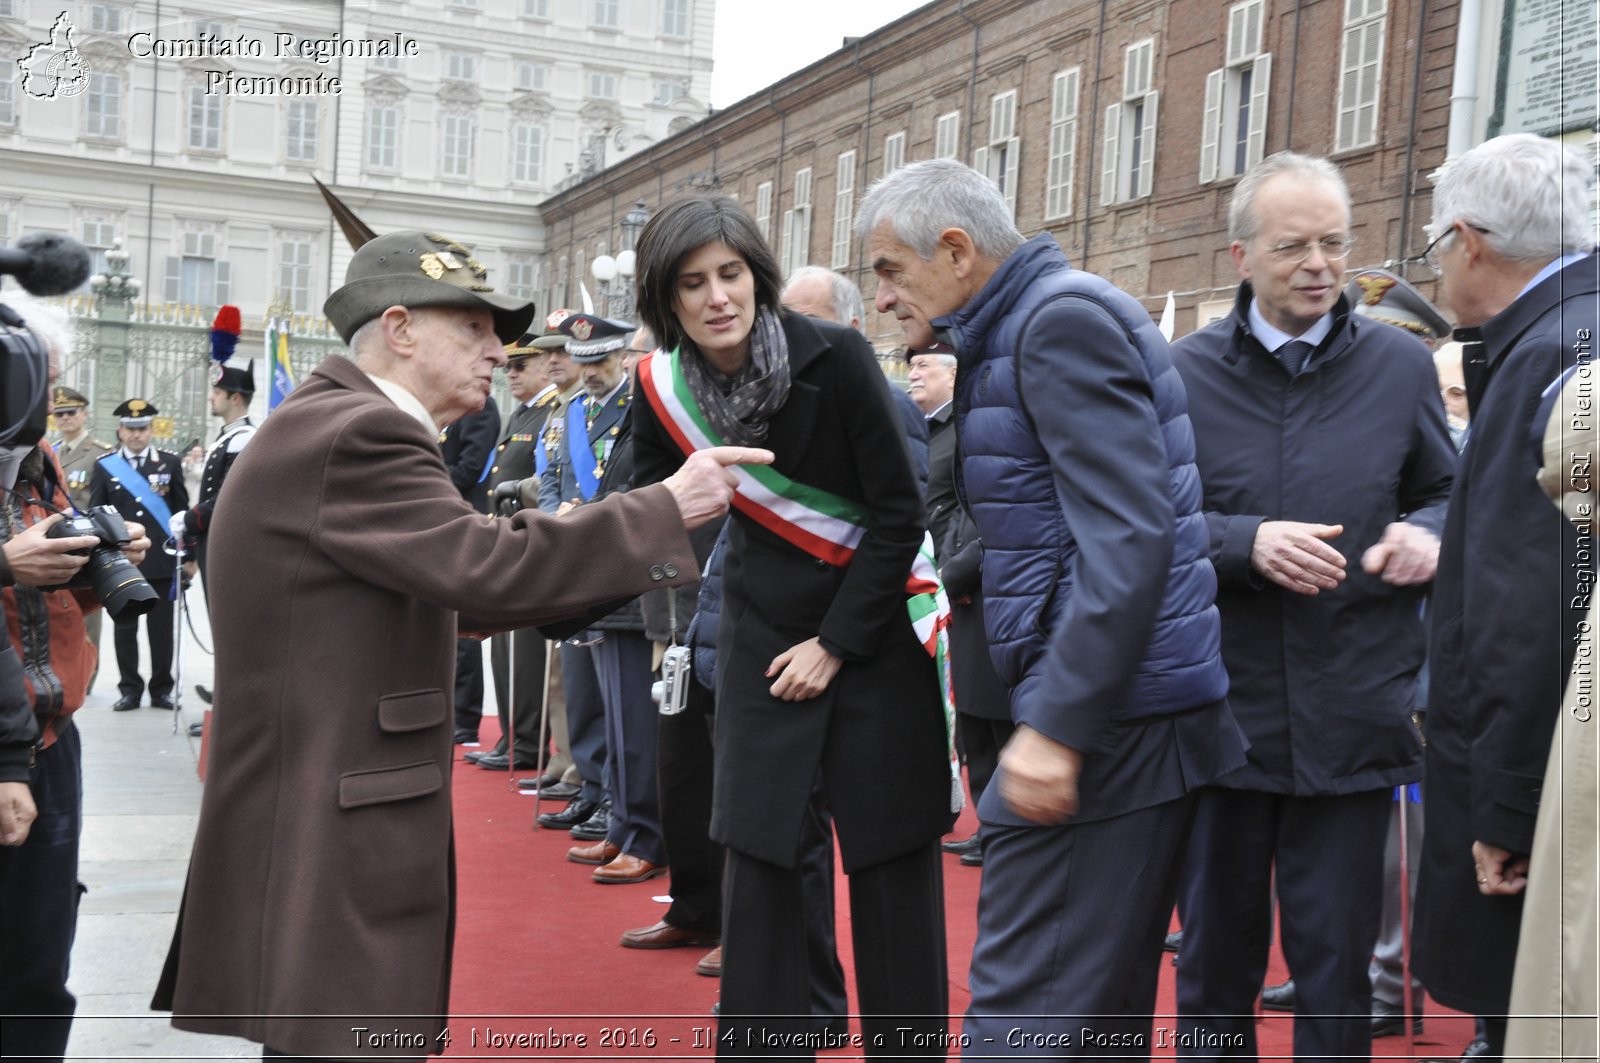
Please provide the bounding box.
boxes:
[80,548,159,619]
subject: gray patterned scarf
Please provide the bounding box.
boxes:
[680,306,792,446]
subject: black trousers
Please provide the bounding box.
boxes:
[113,579,174,701]
[957,714,1015,809]
[453,638,484,737]
[488,627,551,754]
[718,840,947,1058]
[1175,786,1391,1062]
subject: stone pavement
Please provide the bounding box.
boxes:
[63,590,249,1062]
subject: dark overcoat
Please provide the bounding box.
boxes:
[151,356,697,1059]
[1415,254,1599,1015]
[632,313,956,872]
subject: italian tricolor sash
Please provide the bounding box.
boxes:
[640,347,963,813]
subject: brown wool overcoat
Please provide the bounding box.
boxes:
[152,356,696,1059]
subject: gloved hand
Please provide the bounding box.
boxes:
[167,511,187,540]
[492,480,522,517]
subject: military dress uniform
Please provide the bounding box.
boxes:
[48,386,113,690]
[88,401,189,710]
[184,414,256,595]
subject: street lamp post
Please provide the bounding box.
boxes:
[590,201,651,322]
[88,240,141,442]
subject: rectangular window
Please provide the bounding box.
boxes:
[505,255,538,299]
[279,239,314,313]
[515,61,549,92]
[512,122,545,185]
[84,71,122,138]
[445,51,477,82]
[587,71,619,99]
[1336,0,1386,151]
[1045,68,1080,220]
[193,18,226,39]
[88,4,123,32]
[831,150,856,269]
[522,0,549,16]
[0,67,15,125]
[0,1,18,16]
[451,0,482,8]
[1201,0,1270,183]
[80,218,116,276]
[441,114,475,177]
[188,86,222,151]
[285,99,318,162]
[164,231,231,307]
[371,52,400,72]
[935,111,960,159]
[662,0,690,38]
[1101,38,1159,205]
[973,90,1020,217]
[883,130,905,176]
[653,80,685,105]
[366,105,399,170]
[755,181,772,241]
[782,167,812,277]
[592,0,620,28]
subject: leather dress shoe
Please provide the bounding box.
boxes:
[1260,979,1296,1012]
[1370,1010,1424,1038]
[620,920,718,950]
[569,803,614,841]
[196,685,213,705]
[567,840,620,866]
[522,780,580,801]
[941,835,979,855]
[187,722,204,738]
[593,854,666,884]
[696,945,722,978]
[1164,930,1183,952]
[463,741,507,764]
[112,696,140,712]
[517,773,560,790]
[474,750,538,771]
[453,730,479,746]
[960,846,983,867]
[536,798,599,830]
[1461,1039,1491,1058]
[150,695,175,710]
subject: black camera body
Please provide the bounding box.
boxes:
[45,505,158,619]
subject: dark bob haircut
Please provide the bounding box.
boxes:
[633,195,785,358]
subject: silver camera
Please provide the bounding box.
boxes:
[653,644,692,716]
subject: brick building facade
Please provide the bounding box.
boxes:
[540,0,1464,349]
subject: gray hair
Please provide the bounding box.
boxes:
[1430,133,1597,262]
[2,289,73,361]
[350,316,384,359]
[783,265,865,331]
[856,159,1024,261]
[1228,152,1352,243]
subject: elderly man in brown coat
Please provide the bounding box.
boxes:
[151,231,767,1062]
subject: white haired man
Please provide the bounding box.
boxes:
[1414,132,1599,1061]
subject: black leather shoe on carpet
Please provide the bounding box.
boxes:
[959,846,983,866]
[196,685,213,705]
[112,696,140,712]
[1164,930,1183,952]
[941,835,979,855]
[524,781,580,801]
[536,798,599,830]
[453,730,479,745]
[1370,1010,1424,1038]
[569,804,614,841]
[463,742,507,765]
[473,751,538,771]
[1260,979,1296,1012]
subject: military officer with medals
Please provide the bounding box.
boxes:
[89,399,189,711]
[49,386,114,690]
[474,329,580,790]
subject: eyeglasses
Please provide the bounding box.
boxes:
[1413,221,1491,276]
[1263,237,1356,265]
[52,407,84,417]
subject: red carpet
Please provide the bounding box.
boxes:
[444,724,1472,1059]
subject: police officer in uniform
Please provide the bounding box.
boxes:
[89,399,189,711]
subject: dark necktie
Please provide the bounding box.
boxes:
[1277,340,1313,376]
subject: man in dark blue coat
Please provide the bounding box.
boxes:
[859,158,1246,1053]
[1169,152,1456,1063]
[1413,133,1598,1059]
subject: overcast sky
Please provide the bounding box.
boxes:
[710,0,930,109]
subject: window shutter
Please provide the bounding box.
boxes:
[1246,54,1271,169]
[1002,137,1020,217]
[163,256,180,303]
[973,145,990,183]
[1200,69,1224,184]
[216,261,231,306]
[1137,91,1158,199]
[1101,102,1122,205]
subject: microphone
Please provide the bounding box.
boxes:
[0,233,93,296]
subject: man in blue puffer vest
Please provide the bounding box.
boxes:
[858,158,1247,1054]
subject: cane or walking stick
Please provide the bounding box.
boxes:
[530,638,555,820]
[170,540,188,740]
[1397,784,1417,1058]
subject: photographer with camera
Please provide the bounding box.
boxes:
[89,399,188,712]
[0,282,151,1063]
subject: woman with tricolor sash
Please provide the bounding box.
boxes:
[630,196,958,1057]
